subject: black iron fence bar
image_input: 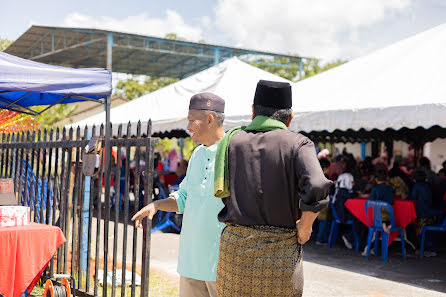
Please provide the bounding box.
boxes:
[40,129,47,224]
[2,133,10,177]
[111,124,123,297]
[93,124,104,297]
[71,127,81,283]
[33,130,42,222]
[57,128,67,274]
[131,122,142,297]
[121,123,131,297]
[2,132,6,176]
[50,128,60,279]
[104,121,112,297]
[9,133,15,178]
[1,133,5,177]
[29,131,36,221]
[15,132,25,204]
[13,132,22,190]
[85,124,96,292]
[6,132,14,178]
[78,126,88,290]
[11,132,16,178]
[45,129,53,225]
[63,128,74,274]
[141,137,155,297]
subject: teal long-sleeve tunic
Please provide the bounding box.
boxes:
[171,142,225,281]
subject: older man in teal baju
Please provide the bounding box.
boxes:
[132,93,225,297]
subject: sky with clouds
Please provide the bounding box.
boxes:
[1,0,445,61]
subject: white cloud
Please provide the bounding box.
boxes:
[214,0,412,60]
[63,10,203,41]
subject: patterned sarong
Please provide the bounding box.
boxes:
[217,224,303,297]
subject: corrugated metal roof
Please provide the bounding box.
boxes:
[5,25,302,78]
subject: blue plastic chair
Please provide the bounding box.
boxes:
[328,200,359,251]
[364,200,406,262]
[420,217,446,258]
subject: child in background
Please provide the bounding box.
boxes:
[369,170,394,233]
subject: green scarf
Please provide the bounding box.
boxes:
[214,116,287,198]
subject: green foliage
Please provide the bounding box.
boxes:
[156,138,176,154]
[165,33,186,41]
[155,137,196,161]
[0,38,12,51]
[115,77,178,100]
[250,57,347,82]
[182,138,196,160]
[33,104,78,128]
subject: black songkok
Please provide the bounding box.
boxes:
[189,93,225,113]
[254,80,292,109]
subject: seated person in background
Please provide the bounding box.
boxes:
[173,160,188,186]
[419,157,440,186]
[438,169,446,206]
[369,170,394,233]
[389,175,409,199]
[410,169,437,236]
[410,169,439,256]
[333,165,357,249]
[316,158,334,245]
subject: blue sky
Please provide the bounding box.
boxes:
[1,0,445,60]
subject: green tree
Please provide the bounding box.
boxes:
[250,57,347,82]
[33,104,79,128]
[0,38,12,51]
[165,33,186,41]
[115,76,178,100]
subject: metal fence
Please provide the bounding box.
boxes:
[0,121,157,297]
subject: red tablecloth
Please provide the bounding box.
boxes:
[345,198,417,245]
[0,223,66,297]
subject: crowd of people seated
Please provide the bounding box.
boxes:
[315,147,446,257]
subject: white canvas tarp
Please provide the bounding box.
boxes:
[69,57,292,134]
[70,23,446,135]
[286,22,446,133]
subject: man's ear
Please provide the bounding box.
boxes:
[285,112,294,127]
[208,112,215,126]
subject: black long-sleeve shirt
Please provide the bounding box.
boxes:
[218,129,332,228]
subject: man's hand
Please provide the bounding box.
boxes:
[131,202,158,228]
[296,219,313,244]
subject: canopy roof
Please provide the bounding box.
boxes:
[69,57,291,135]
[287,22,446,133]
[70,23,446,143]
[6,25,302,79]
[0,51,112,115]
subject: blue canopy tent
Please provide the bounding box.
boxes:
[0,50,113,208]
[0,51,113,295]
[0,51,111,115]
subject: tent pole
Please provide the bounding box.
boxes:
[102,94,112,297]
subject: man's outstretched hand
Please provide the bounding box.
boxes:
[131,202,158,228]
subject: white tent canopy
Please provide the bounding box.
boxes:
[286,22,446,133]
[70,23,446,136]
[69,57,292,135]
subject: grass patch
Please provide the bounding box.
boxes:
[30,269,179,297]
